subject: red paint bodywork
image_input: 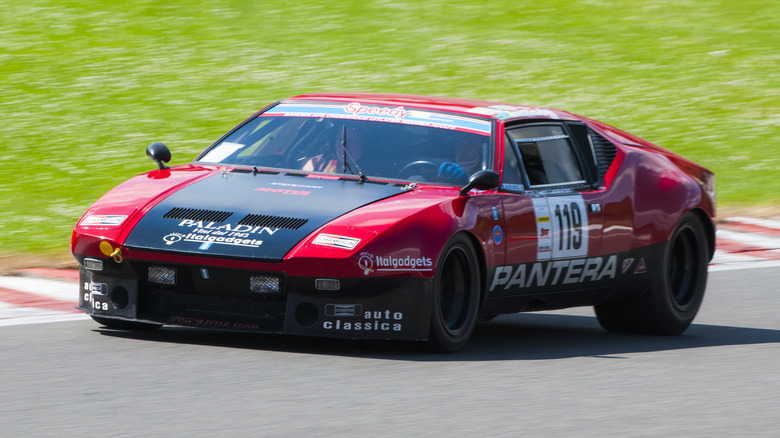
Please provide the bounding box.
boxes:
[71,92,715,338]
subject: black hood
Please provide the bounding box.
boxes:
[124,170,409,260]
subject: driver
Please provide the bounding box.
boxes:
[303,129,364,173]
[437,136,483,185]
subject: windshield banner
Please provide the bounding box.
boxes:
[264,102,492,135]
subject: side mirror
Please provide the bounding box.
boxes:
[146,142,171,170]
[459,170,500,196]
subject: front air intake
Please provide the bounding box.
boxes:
[238,214,308,230]
[163,208,233,223]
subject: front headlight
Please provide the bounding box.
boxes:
[148,265,177,285]
[250,275,281,294]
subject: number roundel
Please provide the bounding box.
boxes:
[533,195,588,261]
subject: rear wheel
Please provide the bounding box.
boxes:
[91,316,162,331]
[595,212,709,335]
[428,234,480,352]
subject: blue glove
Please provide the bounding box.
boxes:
[438,162,468,184]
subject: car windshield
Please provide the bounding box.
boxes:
[197,102,492,186]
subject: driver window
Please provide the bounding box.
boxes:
[507,125,585,187]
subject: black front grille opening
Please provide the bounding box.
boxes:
[131,261,285,302]
[238,214,308,230]
[163,207,233,223]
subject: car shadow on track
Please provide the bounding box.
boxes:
[92,312,780,361]
[464,313,780,361]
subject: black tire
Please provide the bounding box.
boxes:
[428,234,481,352]
[91,316,163,331]
[595,212,709,335]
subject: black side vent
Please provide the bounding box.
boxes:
[589,129,618,180]
[238,214,308,230]
[164,208,233,223]
[285,172,308,177]
[256,169,280,175]
[231,168,253,174]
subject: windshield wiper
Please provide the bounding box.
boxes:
[341,125,367,183]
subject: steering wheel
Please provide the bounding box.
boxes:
[397,160,439,181]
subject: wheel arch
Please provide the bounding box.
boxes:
[427,230,484,352]
[459,230,488,311]
[684,207,716,262]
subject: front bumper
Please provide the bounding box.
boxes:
[76,255,433,341]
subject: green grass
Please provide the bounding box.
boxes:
[1,0,778,257]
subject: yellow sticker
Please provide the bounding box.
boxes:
[99,241,114,256]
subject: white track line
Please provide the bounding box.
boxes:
[0,276,77,301]
[722,216,780,230]
[0,302,88,326]
[0,276,86,326]
[715,229,780,250]
[711,250,767,264]
[709,259,780,272]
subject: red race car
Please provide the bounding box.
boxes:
[72,93,715,351]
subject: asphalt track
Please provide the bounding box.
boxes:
[0,218,778,437]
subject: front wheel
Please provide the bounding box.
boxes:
[595,212,709,335]
[428,234,481,352]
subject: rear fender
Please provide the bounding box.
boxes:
[630,149,704,248]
